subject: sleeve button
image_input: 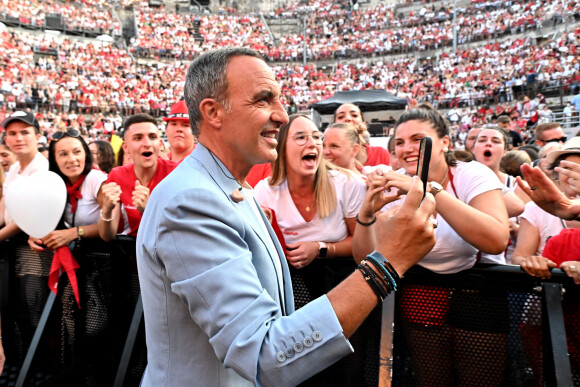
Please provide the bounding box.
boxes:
[312,331,323,342]
[285,347,295,358]
[293,342,304,353]
[276,351,286,363]
[303,337,314,348]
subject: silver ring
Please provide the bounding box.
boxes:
[570,265,576,271]
[530,186,538,191]
[297,263,302,268]
[429,216,438,229]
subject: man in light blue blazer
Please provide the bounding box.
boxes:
[137,47,437,386]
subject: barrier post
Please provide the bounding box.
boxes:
[542,282,573,386]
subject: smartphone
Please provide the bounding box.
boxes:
[416,137,432,199]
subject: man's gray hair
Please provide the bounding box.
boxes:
[184,47,264,136]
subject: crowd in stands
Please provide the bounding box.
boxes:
[2,27,579,128]
[0,0,122,36]
[128,0,580,61]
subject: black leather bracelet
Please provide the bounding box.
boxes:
[357,260,390,302]
[357,263,386,302]
[356,214,377,227]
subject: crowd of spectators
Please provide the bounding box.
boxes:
[127,0,580,61]
[2,27,579,132]
[0,0,122,36]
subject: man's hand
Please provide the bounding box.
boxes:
[374,176,436,275]
[518,164,580,220]
[101,182,122,212]
[133,180,150,214]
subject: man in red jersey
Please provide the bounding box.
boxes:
[98,113,177,241]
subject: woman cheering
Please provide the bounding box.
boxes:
[255,115,366,271]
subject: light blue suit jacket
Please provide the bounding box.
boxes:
[137,144,353,386]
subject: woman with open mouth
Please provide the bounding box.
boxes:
[254,114,366,275]
[254,114,368,384]
[472,127,526,263]
[352,104,510,386]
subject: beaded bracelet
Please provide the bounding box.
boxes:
[356,214,377,227]
[99,209,114,222]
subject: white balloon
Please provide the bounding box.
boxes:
[5,171,67,238]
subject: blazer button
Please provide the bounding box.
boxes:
[293,342,304,353]
[303,337,314,348]
[312,331,323,342]
[285,347,295,358]
[276,351,287,363]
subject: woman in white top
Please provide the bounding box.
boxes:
[255,114,367,385]
[472,127,526,263]
[28,129,112,384]
[28,130,107,252]
[353,104,510,386]
[255,115,366,271]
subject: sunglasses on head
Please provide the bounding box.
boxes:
[52,129,80,141]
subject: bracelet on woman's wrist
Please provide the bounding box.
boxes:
[100,209,114,222]
[356,214,377,227]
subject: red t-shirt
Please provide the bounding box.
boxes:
[247,163,272,188]
[542,228,580,266]
[365,144,390,167]
[106,158,178,236]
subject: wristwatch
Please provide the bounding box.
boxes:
[77,226,84,240]
[318,241,328,259]
[429,181,443,196]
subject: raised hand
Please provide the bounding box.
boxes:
[133,180,151,214]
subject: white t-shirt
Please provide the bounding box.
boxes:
[254,170,366,244]
[3,153,49,225]
[63,169,107,227]
[520,201,565,255]
[382,161,503,274]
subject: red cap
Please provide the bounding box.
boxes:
[163,100,189,122]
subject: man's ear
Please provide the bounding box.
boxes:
[199,98,223,129]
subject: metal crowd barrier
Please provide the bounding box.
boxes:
[0,238,577,386]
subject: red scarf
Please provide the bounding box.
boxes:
[66,174,86,214]
[49,246,80,307]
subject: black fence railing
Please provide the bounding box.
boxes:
[1,236,577,386]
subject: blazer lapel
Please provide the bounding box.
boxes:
[193,144,290,314]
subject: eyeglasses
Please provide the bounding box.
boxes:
[291,132,323,146]
[538,136,567,144]
[52,129,80,142]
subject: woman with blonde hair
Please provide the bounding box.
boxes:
[334,103,390,166]
[323,122,363,172]
[255,113,368,385]
[255,114,366,272]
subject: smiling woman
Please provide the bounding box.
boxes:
[29,131,107,253]
[353,104,511,386]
